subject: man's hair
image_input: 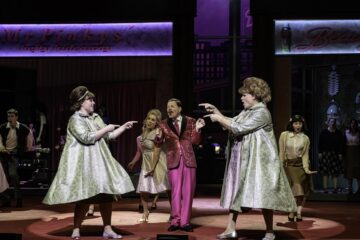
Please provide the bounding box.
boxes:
[7,108,18,116]
[167,98,182,107]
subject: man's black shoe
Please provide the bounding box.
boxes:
[167,225,180,231]
[181,225,193,232]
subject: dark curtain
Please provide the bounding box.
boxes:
[37,81,156,178]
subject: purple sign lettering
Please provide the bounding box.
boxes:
[0,22,173,57]
[275,20,360,55]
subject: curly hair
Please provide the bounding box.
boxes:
[238,77,271,103]
[142,109,162,136]
[69,86,95,112]
[286,114,308,132]
[145,109,162,125]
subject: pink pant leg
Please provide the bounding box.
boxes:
[168,157,196,226]
[180,164,196,226]
[168,158,184,226]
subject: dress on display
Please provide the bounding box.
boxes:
[344,129,360,179]
[136,129,170,194]
[43,111,134,205]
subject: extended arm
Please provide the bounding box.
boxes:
[108,121,137,140]
[303,137,317,174]
[199,103,232,130]
[207,114,233,130]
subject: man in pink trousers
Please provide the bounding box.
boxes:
[159,98,205,232]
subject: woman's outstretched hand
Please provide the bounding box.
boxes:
[203,113,222,123]
[127,161,136,171]
[122,121,138,130]
[199,103,220,115]
[145,169,155,177]
[305,169,317,175]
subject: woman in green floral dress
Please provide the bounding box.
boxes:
[200,77,296,240]
[43,86,136,239]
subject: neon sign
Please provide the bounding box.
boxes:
[0,22,173,57]
[275,20,360,55]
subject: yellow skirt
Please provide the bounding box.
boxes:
[284,158,311,197]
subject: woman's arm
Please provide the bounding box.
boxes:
[229,109,269,135]
[69,115,134,144]
[278,132,287,162]
[109,121,137,140]
[204,113,233,130]
[303,136,317,174]
[199,103,232,129]
[302,136,310,171]
[69,116,112,144]
[95,124,120,140]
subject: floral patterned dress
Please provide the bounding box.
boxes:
[43,111,134,204]
[220,102,296,213]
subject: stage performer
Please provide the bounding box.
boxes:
[279,115,316,222]
[200,77,296,240]
[43,85,136,240]
[159,98,205,232]
[128,109,171,222]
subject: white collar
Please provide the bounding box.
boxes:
[6,122,20,129]
[174,115,182,122]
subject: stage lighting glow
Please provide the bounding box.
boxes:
[212,143,221,154]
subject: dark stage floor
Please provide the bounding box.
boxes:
[0,189,360,240]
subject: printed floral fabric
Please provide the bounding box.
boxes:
[220,102,296,213]
[43,111,134,205]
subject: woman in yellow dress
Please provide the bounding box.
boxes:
[279,115,317,222]
[128,109,170,222]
